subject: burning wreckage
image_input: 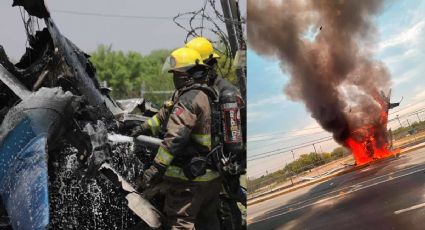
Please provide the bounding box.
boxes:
[0,1,181,229]
[248,0,401,167]
[345,90,401,165]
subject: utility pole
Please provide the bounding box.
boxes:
[406,118,411,127]
[286,163,293,186]
[220,0,238,57]
[221,0,246,146]
[313,143,317,153]
[406,118,417,142]
[220,0,247,149]
[416,113,422,122]
[291,150,295,161]
[396,114,403,128]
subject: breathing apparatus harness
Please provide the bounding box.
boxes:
[173,79,244,180]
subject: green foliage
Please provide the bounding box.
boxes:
[392,120,425,139]
[89,45,240,106]
[214,41,239,85]
[90,45,174,105]
[286,152,325,174]
[331,147,347,159]
[216,55,238,85]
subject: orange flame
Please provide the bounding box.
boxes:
[344,90,400,165]
[345,134,397,165]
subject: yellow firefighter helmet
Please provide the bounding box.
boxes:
[185,37,220,61]
[162,47,207,73]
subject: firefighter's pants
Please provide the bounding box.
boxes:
[162,177,222,230]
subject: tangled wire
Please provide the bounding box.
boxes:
[173,0,246,78]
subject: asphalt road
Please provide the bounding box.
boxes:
[248,147,425,230]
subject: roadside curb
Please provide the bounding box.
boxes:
[247,145,423,206]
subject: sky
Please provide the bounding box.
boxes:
[247,0,425,178]
[0,0,246,60]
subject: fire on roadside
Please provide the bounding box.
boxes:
[345,92,400,165]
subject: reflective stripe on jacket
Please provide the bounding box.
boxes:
[152,86,217,182]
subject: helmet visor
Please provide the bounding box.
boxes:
[162,56,175,74]
[162,56,198,74]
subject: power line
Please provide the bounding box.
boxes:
[248,133,331,152]
[248,130,327,143]
[388,106,425,122]
[248,126,321,139]
[248,136,333,161]
[405,107,425,116]
[51,9,219,20]
[248,137,334,162]
[248,104,424,140]
[389,101,425,116]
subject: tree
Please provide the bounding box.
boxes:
[331,147,347,159]
[90,45,174,105]
[90,45,240,106]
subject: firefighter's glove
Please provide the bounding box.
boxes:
[139,162,166,191]
[130,123,150,137]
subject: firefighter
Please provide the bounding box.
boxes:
[185,36,246,230]
[185,37,242,99]
[135,47,222,230]
[132,37,235,139]
[132,37,242,139]
[130,94,175,138]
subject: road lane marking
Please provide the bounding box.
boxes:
[394,202,425,215]
[250,166,425,224]
[259,164,420,215]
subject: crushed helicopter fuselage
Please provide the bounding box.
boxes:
[0,1,162,229]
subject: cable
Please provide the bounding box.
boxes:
[172,0,246,79]
[388,106,425,121]
[247,137,334,162]
[249,130,326,143]
[248,133,331,151]
[250,104,425,155]
[248,126,321,139]
[247,136,333,160]
[389,101,425,116]
[52,9,220,20]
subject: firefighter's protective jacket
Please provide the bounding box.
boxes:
[148,86,220,182]
[141,91,177,136]
[142,104,170,136]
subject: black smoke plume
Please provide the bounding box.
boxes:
[248,0,391,144]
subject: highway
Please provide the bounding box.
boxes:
[248,146,425,230]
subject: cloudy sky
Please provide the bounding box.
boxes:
[0,0,246,60]
[247,0,425,178]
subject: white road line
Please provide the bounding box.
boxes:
[251,166,425,224]
[394,203,425,215]
[261,164,420,214]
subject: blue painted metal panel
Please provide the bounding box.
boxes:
[0,118,49,230]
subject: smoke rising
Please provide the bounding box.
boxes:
[248,0,391,144]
